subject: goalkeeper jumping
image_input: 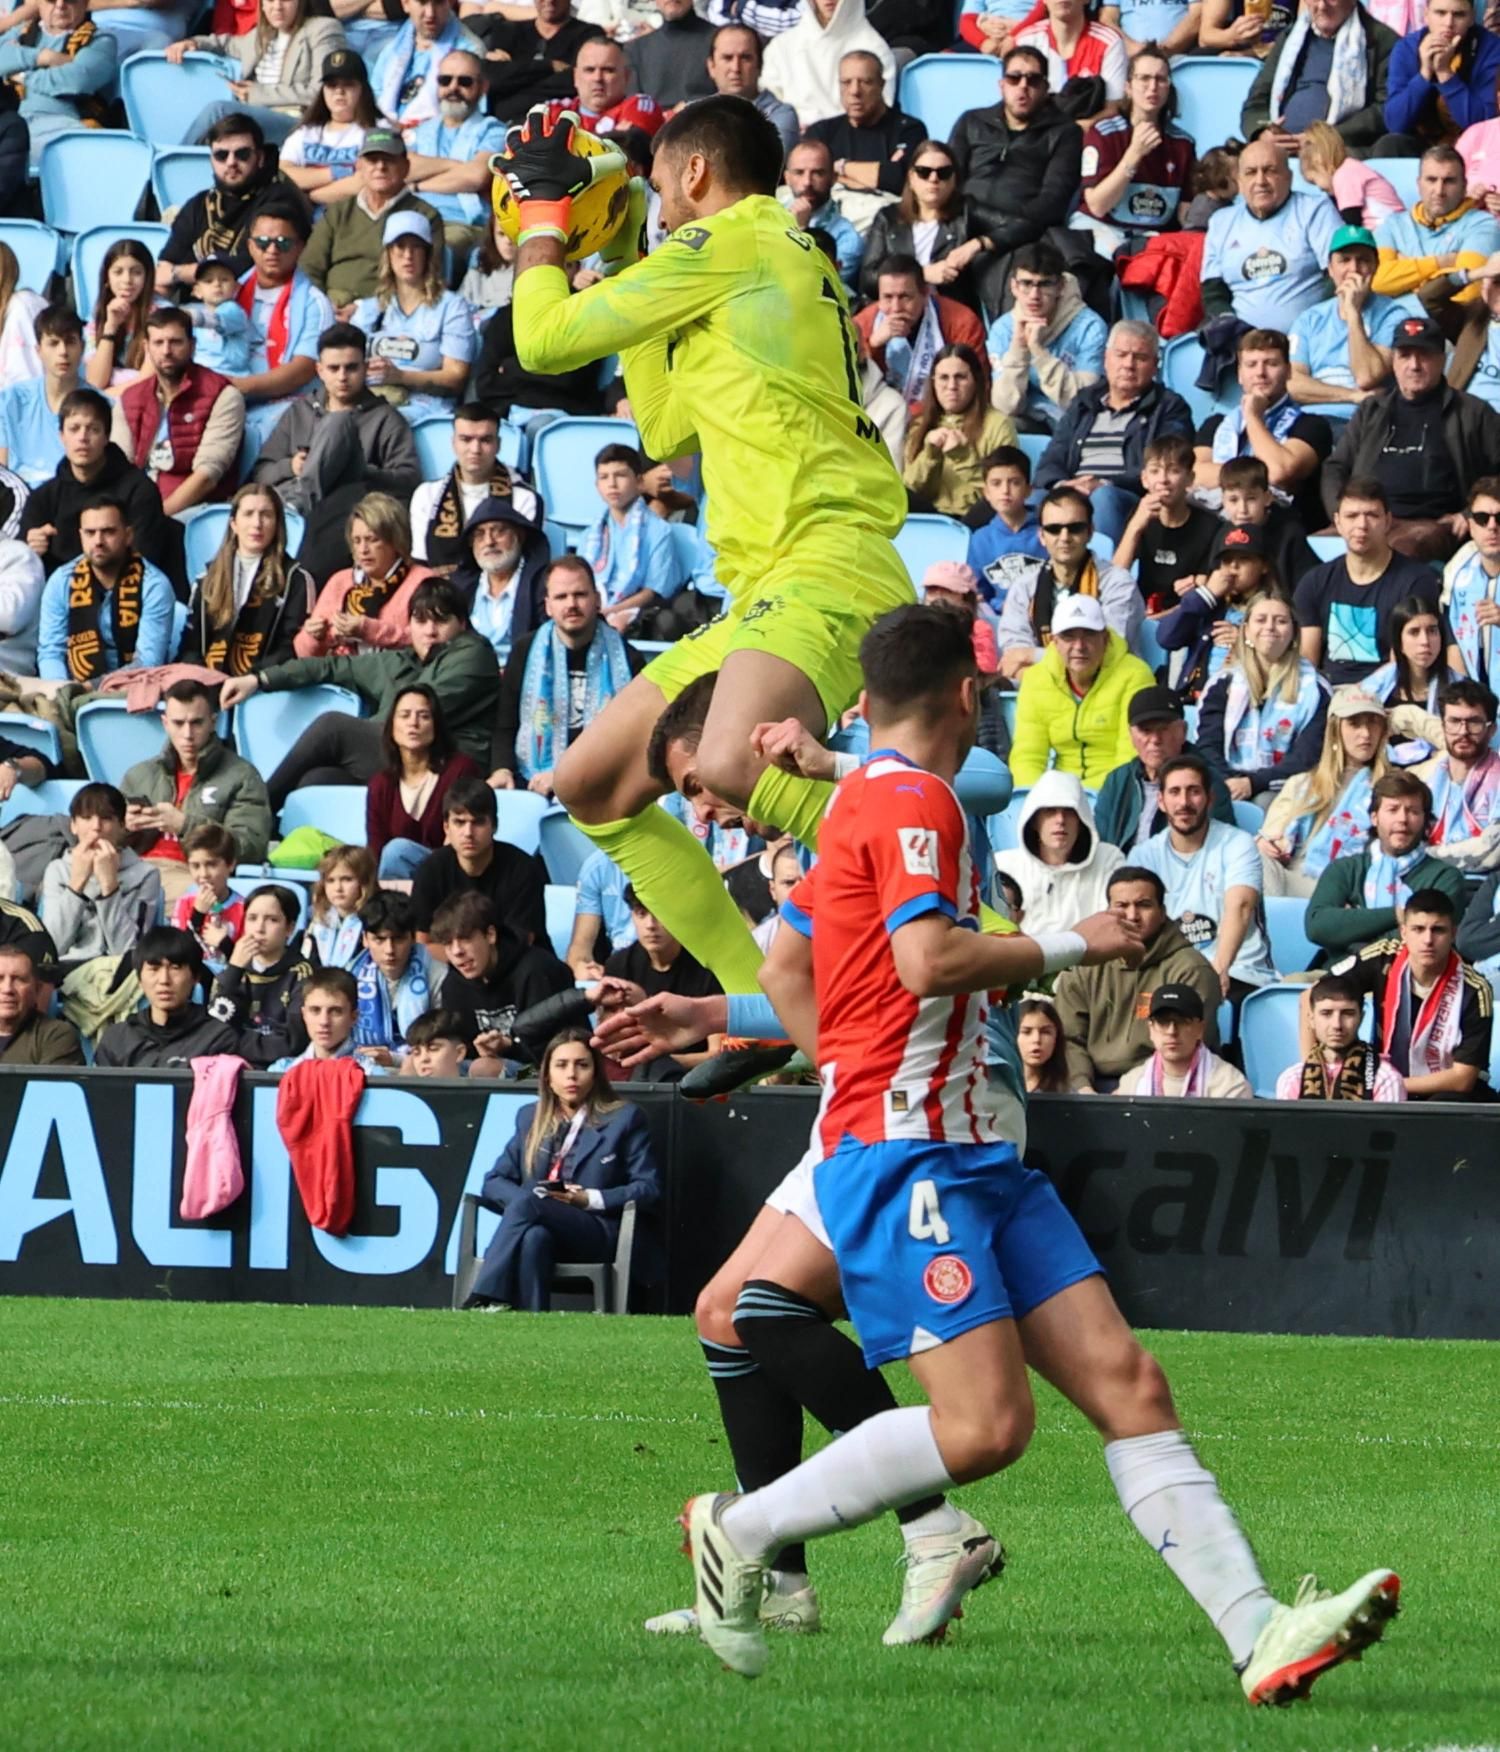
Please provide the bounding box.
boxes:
[498,96,914,996]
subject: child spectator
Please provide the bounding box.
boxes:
[1181,143,1240,231]
[182,258,253,375]
[308,844,375,970]
[965,446,1045,612]
[171,824,244,962]
[429,891,574,1065]
[96,928,242,1068]
[271,968,369,1072]
[995,869,1024,925]
[1115,983,1251,1099]
[1276,973,1407,1101]
[1155,524,1284,699]
[208,883,316,1065]
[352,891,436,1064]
[1219,455,1319,588]
[404,1007,470,1077]
[583,443,681,633]
[1015,995,1069,1094]
[921,561,998,672]
[40,782,163,967]
[1114,435,1221,616]
[601,886,723,1082]
[1297,122,1403,231]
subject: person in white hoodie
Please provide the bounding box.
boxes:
[762,0,895,130]
[992,768,1124,937]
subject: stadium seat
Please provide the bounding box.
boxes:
[1238,983,1304,1097]
[234,685,365,774]
[0,714,63,766]
[410,416,455,482]
[898,53,999,144]
[0,778,83,826]
[538,805,593,883]
[894,513,969,585]
[986,787,1029,853]
[171,599,188,658]
[1015,431,1050,472]
[493,788,550,856]
[120,50,232,147]
[1161,333,1241,428]
[75,698,173,787]
[1264,894,1317,976]
[182,502,305,589]
[151,146,214,216]
[531,416,638,532]
[39,132,152,237]
[0,219,60,293]
[954,746,1012,817]
[278,785,367,845]
[1232,798,1265,831]
[73,224,170,315]
[544,519,573,557]
[1308,535,1345,562]
[664,519,699,588]
[1365,156,1422,212]
[497,419,525,472]
[1134,613,1167,679]
[452,1189,639,1312]
[545,883,576,960]
[1170,57,1260,156]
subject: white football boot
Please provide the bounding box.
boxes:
[1241,1569,1401,1706]
[882,1511,1005,1646]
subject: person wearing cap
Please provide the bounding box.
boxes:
[369,0,484,130]
[459,495,537,665]
[1155,521,1286,701]
[180,256,254,378]
[300,129,444,311]
[279,48,380,205]
[347,210,476,424]
[1201,140,1341,333]
[1093,683,1238,850]
[1010,593,1155,789]
[1322,324,1500,559]
[401,49,507,265]
[169,0,348,149]
[995,485,1142,677]
[921,560,997,673]
[1375,0,1500,159]
[1372,143,1500,302]
[1116,980,1250,1099]
[1275,971,1407,1100]
[1288,224,1405,410]
[476,0,607,126]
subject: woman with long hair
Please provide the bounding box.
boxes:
[278,48,378,201]
[84,239,157,390]
[183,483,315,673]
[0,241,46,384]
[458,212,516,328]
[1079,47,1195,249]
[1016,996,1070,1094]
[1196,590,1329,802]
[464,1027,661,1312]
[1363,594,1459,765]
[365,683,481,878]
[902,344,1014,517]
[1257,686,1391,896]
[349,212,475,423]
[169,0,347,147]
[294,491,435,657]
[860,141,973,304]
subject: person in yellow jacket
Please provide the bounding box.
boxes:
[1009,594,1155,789]
[1370,146,1500,304]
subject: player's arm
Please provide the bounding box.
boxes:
[619,332,701,462]
[889,910,1140,998]
[756,913,818,1061]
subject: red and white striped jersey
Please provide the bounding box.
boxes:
[783,751,999,1153]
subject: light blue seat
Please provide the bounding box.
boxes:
[1134,614,1167,679]
[954,746,1012,817]
[1265,894,1317,977]
[234,685,365,774]
[278,785,367,844]
[545,883,576,961]
[495,788,550,855]
[0,777,83,826]
[539,805,593,884]
[0,219,60,293]
[121,50,232,146]
[664,519,699,588]
[544,519,573,557]
[898,53,999,144]
[1161,333,1240,428]
[1183,701,1199,739]
[497,419,525,472]
[1365,156,1422,213]
[227,872,308,928]
[1088,530,1117,564]
[1232,797,1265,832]
[151,146,214,215]
[986,786,1029,854]
[73,224,170,314]
[0,714,63,765]
[1239,984,1305,1097]
[1170,57,1260,156]
[171,599,188,658]
[39,132,153,236]
[411,416,456,482]
[1308,534,1345,562]
[894,513,969,586]
[75,698,173,786]
[1016,431,1050,472]
[531,416,638,532]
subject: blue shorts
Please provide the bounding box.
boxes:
[812,1137,1102,1369]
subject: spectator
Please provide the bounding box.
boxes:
[1376,0,1500,156]
[1219,454,1321,589]
[997,486,1143,675]
[460,494,554,663]
[1096,684,1239,850]
[704,23,798,155]
[409,403,538,572]
[0,897,59,985]
[479,0,603,123]
[1202,139,1341,330]
[1077,49,1196,254]
[110,310,246,522]
[170,0,346,147]
[1195,329,1333,533]
[95,928,242,1068]
[1108,0,1204,53]
[1114,434,1221,617]
[219,579,501,788]
[1160,523,1288,703]
[351,890,437,1061]
[1196,590,1331,800]
[1010,594,1154,787]
[207,884,315,1064]
[547,35,664,136]
[1115,983,1253,1098]
[1015,0,1127,114]
[295,491,435,658]
[306,843,375,969]
[853,255,987,410]
[269,965,366,1070]
[1295,478,1441,683]
[583,443,681,633]
[171,823,246,961]
[993,770,1125,934]
[1327,885,1492,1096]
[861,142,976,309]
[0,518,44,677]
[762,0,894,131]
[0,0,118,170]
[1241,0,1398,154]
[563,848,633,980]
[464,1027,659,1310]
[949,46,1084,316]
[157,114,282,290]
[1365,593,1456,760]
[1307,767,1467,950]
[1257,684,1392,893]
[0,304,83,489]
[804,49,926,233]
[1413,675,1500,843]
[1053,864,1222,1091]
[491,555,643,796]
[903,345,1015,518]
[226,196,335,455]
[349,213,476,422]
[0,240,44,390]
[1014,996,1069,1095]
[181,483,316,674]
[1372,143,1500,298]
[403,1006,469,1076]
[121,679,274,903]
[471,267,606,422]
[182,258,254,377]
[278,47,378,203]
[966,446,1046,602]
[411,776,547,948]
[370,0,484,129]
[1444,475,1500,680]
[83,239,157,394]
[1276,971,1408,1099]
[1032,320,1193,543]
[458,218,515,318]
[35,495,175,685]
[1287,224,1404,408]
[957,0,1031,57]
[40,782,163,967]
[1134,752,1278,995]
[366,682,481,878]
[0,945,83,1066]
[628,0,713,107]
[601,887,722,1081]
[300,130,443,311]
[1297,121,1404,228]
[781,139,863,294]
[1441,259,1500,412]
[402,50,505,263]
[987,246,1107,435]
[921,560,998,673]
[428,890,571,1055]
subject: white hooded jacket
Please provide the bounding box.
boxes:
[993,769,1124,937]
[762,0,896,128]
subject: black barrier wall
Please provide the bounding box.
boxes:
[1,1068,1496,1338]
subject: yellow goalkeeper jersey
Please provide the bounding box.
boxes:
[513,193,907,600]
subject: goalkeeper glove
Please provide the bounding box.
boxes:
[496,104,627,247]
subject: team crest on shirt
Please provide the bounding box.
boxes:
[899,827,940,876]
[923,1255,973,1306]
[1242,247,1288,283]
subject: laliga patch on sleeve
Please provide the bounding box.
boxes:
[673,226,711,252]
[899,827,940,877]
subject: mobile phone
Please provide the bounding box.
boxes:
[128,796,152,808]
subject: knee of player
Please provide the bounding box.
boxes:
[938,1395,1035,1481]
[694,1278,739,1346]
[1125,1347,1178,1429]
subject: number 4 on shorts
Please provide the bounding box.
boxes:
[908,1179,951,1245]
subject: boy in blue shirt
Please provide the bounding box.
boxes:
[182,258,252,376]
[0,303,82,487]
[583,442,681,633]
[965,446,1046,614]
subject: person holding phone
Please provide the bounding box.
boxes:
[462,1027,661,1311]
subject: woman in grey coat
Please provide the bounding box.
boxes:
[167,0,347,147]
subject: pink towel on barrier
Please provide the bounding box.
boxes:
[182,1053,250,1220]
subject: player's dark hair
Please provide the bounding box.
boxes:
[245,883,300,927]
[859,604,976,714]
[1308,973,1365,1008]
[1370,770,1431,817]
[1107,865,1167,903]
[981,445,1030,483]
[442,775,497,824]
[206,110,265,149]
[648,671,717,788]
[1402,886,1457,923]
[1143,434,1194,471]
[1002,43,1048,78]
[409,579,469,625]
[406,1008,468,1049]
[303,966,358,1008]
[1439,677,1498,723]
[654,94,783,197]
[245,190,313,243]
[183,822,238,864]
[1040,485,1092,525]
[453,401,498,430]
[144,306,193,341]
[362,890,417,938]
[1015,996,1069,1092]
[165,678,214,709]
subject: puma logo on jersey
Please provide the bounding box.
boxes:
[898,827,940,877]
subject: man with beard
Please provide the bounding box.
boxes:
[157,114,282,291]
[405,49,508,265]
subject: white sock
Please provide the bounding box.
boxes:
[1106,1430,1274,1666]
[721,1406,955,1563]
[900,1501,964,1541]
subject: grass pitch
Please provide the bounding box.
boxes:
[3,1300,1497,1752]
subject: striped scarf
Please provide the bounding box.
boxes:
[65,554,142,683]
[1382,946,1464,1075]
[1298,1041,1379,1100]
[343,557,407,624]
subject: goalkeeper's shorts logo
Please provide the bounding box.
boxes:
[739,597,781,627]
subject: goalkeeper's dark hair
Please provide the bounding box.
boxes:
[860,604,977,714]
[654,94,783,197]
[647,671,717,788]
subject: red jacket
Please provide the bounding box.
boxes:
[118,364,235,505]
[1117,231,1205,340]
[854,293,986,380]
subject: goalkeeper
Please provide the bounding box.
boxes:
[498,95,914,996]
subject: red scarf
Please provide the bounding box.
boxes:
[1381,946,1464,1076]
[237,275,292,370]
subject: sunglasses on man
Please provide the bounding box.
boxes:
[1042,519,1090,536]
[437,73,478,88]
[1003,70,1047,88]
[212,145,256,164]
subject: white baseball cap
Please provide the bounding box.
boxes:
[1051,594,1107,636]
[382,210,433,247]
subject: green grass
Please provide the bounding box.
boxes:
[4,1302,1498,1752]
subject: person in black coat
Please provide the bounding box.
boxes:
[476,1,604,120]
[465,1027,661,1309]
[471,300,604,423]
[0,109,28,218]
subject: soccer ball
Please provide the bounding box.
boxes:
[491,128,632,263]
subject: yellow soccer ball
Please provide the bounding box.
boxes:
[491,127,632,263]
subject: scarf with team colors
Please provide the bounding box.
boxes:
[65,554,143,683]
[1381,946,1464,1075]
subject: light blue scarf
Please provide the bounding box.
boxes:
[517,622,634,782]
[375,16,462,125]
[309,911,365,971]
[353,945,434,1049]
[1295,765,1374,879]
[1363,841,1426,909]
[1364,658,1453,764]
[1210,394,1305,465]
[1223,660,1324,774]
[1444,547,1500,687]
[583,496,650,608]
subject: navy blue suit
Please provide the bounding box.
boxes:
[470,1102,660,1309]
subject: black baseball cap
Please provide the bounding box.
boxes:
[1148,983,1205,1021]
[1127,684,1186,728]
[322,47,369,83]
[1392,315,1445,354]
[1211,521,1266,562]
